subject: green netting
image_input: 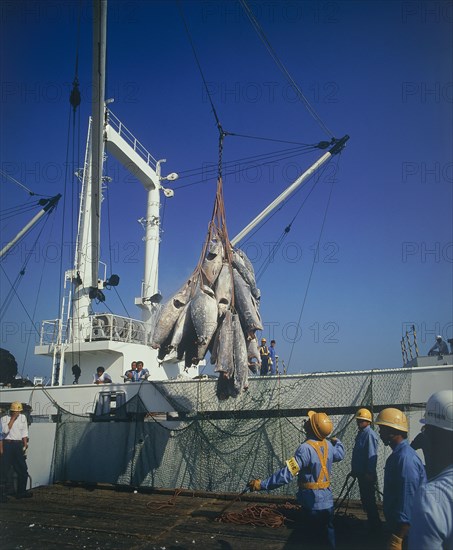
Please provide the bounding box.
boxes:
[51,369,414,499]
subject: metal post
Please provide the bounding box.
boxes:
[412,325,419,357]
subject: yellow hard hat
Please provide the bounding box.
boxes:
[261,338,266,343]
[375,408,408,433]
[307,410,333,440]
[355,408,372,422]
[10,401,23,412]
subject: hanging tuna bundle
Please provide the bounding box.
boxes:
[150,176,262,398]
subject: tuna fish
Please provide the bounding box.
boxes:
[152,232,264,398]
[232,268,263,335]
[232,249,260,301]
[169,302,191,351]
[190,285,218,348]
[213,310,234,377]
[216,371,236,400]
[214,263,233,316]
[246,336,261,373]
[201,231,224,285]
[233,313,249,394]
[151,278,195,348]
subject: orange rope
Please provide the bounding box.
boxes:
[215,502,299,528]
[149,488,185,510]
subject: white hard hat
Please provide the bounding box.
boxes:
[421,390,453,431]
[436,335,442,340]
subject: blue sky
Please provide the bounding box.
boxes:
[1,0,452,379]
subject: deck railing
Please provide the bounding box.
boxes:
[39,314,147,346]
[106,110,158,169]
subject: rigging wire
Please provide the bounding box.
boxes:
[1,202,48,220]
[175,143,317,179]
[104,170,132,318]
[0,169,36,196]
[64,0,84,372]
[239,0,335,140]
[173,147,321,191]
[0,216,52,330]
[225,133,312,146]
[21,210,61,376]
[177,0,225,139]
[253,162,329,281]
[286,154,342,372]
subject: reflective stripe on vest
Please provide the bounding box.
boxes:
[259,346,269,356]
[299,439,330,490]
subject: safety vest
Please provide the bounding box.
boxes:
[259,346,269,357]
[299,439,330,490]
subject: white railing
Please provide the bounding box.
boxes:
[39,314,148,346]
[106,110,158,169]
[39,320,65,346]
[87,313,147,344]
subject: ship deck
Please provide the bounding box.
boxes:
[0,483,388,549]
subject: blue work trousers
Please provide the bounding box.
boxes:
[260,358,269,376]
[357,475,381,528]
[1,440,29,495]
[301,507,336,549]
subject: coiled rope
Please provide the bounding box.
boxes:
[216,501,299,528]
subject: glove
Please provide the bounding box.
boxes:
[386,534,403,550]
[248,479,262,492]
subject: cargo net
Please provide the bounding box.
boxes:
[50,368,421,502]
[150,175,263,398]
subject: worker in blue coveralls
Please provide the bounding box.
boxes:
[248,410,345,549]
[375,408,426,550]
[409,389,453,550]
[350,408,382,532]
[268,340,277,375]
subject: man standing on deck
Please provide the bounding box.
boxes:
[259,338,270,376]
[268,340,277,375]
[248,410,345,549]
[350,408,382,532]
[376,408,426,550]
[408,390,453,550]
[0,402,32,499]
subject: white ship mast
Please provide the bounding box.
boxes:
[69,0,106,342]
[70,0,178,342]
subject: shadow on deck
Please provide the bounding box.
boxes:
[0,483,388,550]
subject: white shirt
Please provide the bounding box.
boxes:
[136,368,149,380]
[408,465,453,550]
[1,413,29,441]
[93,371,112,383]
